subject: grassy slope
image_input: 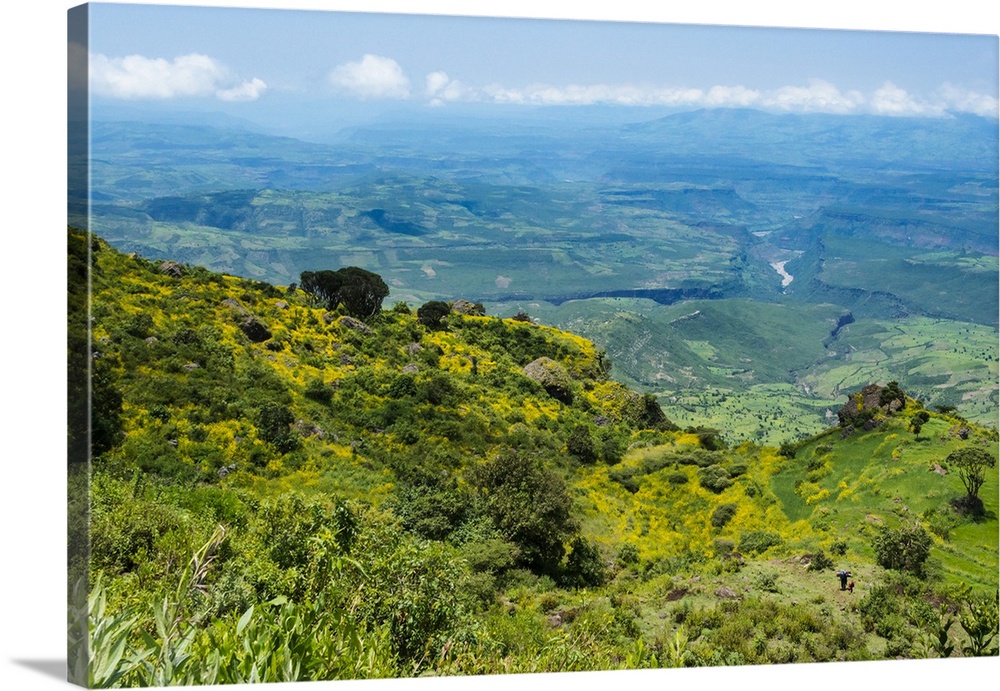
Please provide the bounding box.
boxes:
[520,297,998,444]
[82,231,999,680]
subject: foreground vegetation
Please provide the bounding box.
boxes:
[71,229,998,685]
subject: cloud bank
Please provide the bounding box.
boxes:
[89,52,267,101]
[332,56,997,118]
[473,77,996,117]
[89,49,998,118]
[329,54,410,100]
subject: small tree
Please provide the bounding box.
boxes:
[299,269,344,310]
[467,450,576,575]
[562,536,607,588]
[910,410,930,435]
[697,464,732,493]
[299,267,388,319]
[336,267,389,320]
[945,447,997,513]
[872,524,932,576]
[566,425,598,464]
[417,300,451,328]
[254,401,299,454]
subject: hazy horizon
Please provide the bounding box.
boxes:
[78,2,998,142]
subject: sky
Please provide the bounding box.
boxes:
[78,0,1000,140]
[2,3,1000,691]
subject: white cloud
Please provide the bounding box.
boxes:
[426,71,451,96]
[217,78,268,102]
[425,73,996,118]
[330,54,410,100]
[481,82,708,107]
[703,85,761,107]
[476,79,865,112]
[936,83,999,118]
[425,71,474,106]
[89,52,266,101]
[870,81,940,116]
[761,79,865,114]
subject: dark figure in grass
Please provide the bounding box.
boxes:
[848,580,855,594]
[837,570,851,590]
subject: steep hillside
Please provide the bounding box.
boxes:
[74,228,998,685]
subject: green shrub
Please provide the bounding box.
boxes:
[755,570,780,593]
[617,544,640,568]
[714,538,736,555]
[467,450,575,575]
[303,377,333,403]
[562,536,607,589]
[697,464,732,493]
[727,461,748,478]
[597,430,626,464]
[710,503,738,529]
[808,549,834,571]
[858,585,906,639]
[254,401,300,453]
[566,425,598,464]
[739,531,783,555]
[609,467,641,493]
[871,525,932,576]
[667,472,689,485]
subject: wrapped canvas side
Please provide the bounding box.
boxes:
[68,4,91,687]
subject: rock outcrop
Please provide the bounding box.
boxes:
[523,357,573,403]
[837,382,905,431]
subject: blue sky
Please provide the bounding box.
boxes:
[80,0,999,136]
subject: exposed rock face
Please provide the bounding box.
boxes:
[222,298,272,343]
[217,463,238,478]
[159,261,185,278]
[836,383,905,430]
[221,297,248,315]
[239,317,272,343]
[523,357,573,403]
[338,316,374,335]
[451,299,486,316]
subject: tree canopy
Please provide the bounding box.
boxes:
[946,447,997,511]
[872,524,932,576]
[300,267,389,320]
[417,300,451,328]
[467,450,575,575]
